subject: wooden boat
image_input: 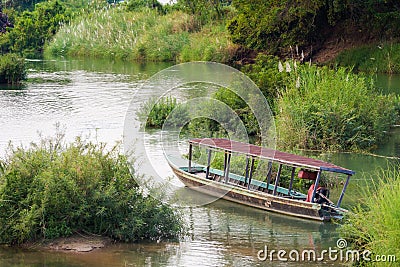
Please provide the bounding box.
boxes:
[168,138,355,221]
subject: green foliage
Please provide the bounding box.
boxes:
[46,8,195,61]
[45,6,235,63]
[0,53,26,84]
[179,23,238,63]
[125,0,163,13]
[227,0,400,54]
[335,43,400,74]
[0,133,182,245]
[227,0,326,52]
[137,96,189,128]
[176,0,233,26]
[0,0,71,56]
[242,54,288,110]
[275,63,399,151]
[341,167,400,266]
[213,87,259,137]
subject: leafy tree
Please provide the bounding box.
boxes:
[227,0,327,52]
[2,0,47,11]
[1,0,70,56]
[125,0,162,11]
[228,0,400,53]
[176,0,231,25]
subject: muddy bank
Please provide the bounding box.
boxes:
[24,235,112,253]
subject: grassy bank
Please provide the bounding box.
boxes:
[275,63,399,151]
[334,43,400,74]
[0,133,182,245]
[341,168,400,266]
[45,7,237,63]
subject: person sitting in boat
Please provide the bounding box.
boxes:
[306,182,330,204]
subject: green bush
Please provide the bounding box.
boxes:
[242,54,288,110]
[0,133,182,245]
[0,0,71,56]
[275,63,399,151]
[0,53,26,84]
[341,168,400,266]
[137,96,190,128]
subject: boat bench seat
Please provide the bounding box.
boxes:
[179,166,306,199]
[204,167,306,199]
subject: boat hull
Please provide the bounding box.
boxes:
[170,164,345,221]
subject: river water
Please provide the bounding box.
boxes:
[0,58,399,267]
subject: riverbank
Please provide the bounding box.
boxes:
[24,235,111,253]
[45,8,237,63]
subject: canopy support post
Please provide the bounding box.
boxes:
[244,156,250,185]
[205,149,212,179]
[224,152,231,183]
[188,143,192,173]
[337,175,351,208]
[273,164,283,196]
[266,161,273,193]
[247,157,255,190]
[311,171,322,203]
[288,167,296,195]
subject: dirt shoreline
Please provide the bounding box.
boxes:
[25,235,112,253]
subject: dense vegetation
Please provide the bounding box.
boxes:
[0,53,26,84]
[341,168,400,266]
[228,0,400,57]
[275,63,399,151]
[46,5,236,62]
[0,134,182,244]
[0,0,71,57]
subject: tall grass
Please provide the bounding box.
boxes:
[276,63,399,151]
[45,7,234,62]
[341,167,400,266]
[334,43,400,74]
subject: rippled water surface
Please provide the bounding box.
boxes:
[0,58,399,267]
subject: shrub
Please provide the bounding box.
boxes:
[2,0,71,56]
[0,53,26,84]
[137,96,190,128]
[241,54,288,111]
[0,133,182,245]
[341,168,400,266]
[275,63,399,151]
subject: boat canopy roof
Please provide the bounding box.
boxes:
[189,138,355,176]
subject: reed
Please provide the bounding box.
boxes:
[275,63,399,151]
[341,167,400,266]
[45,7,232,62]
